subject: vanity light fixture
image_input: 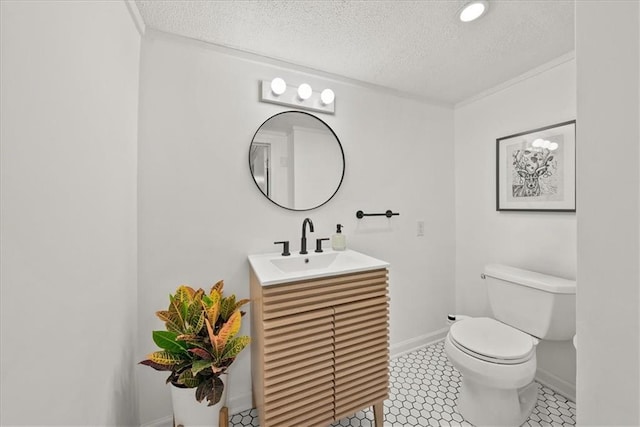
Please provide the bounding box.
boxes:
[458,0,489,22]
[270,77,287,96]
[297,83,313,100]
[259,79,335,114]
[320,88,335,106]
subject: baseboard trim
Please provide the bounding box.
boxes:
[535,368,576,402]
[390,327,449,359]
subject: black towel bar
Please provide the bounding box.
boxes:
[356,210,400,219]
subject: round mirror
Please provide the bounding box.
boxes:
[249,111,345,211]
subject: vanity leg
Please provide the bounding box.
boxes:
[373,401,384,427]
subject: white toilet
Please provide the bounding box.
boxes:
[444,264,576,426]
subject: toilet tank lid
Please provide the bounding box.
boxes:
[484,264,576,294]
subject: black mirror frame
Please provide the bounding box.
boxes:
[249,110,345,212]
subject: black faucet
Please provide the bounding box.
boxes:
[300,218,315,254]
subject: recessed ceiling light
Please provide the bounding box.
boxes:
[459,0,489,23]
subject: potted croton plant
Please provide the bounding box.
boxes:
[140,281,250,427]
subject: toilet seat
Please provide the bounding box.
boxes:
[449,317,536,365]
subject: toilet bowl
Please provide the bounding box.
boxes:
[444,264,576,426]
[445,317,539,426]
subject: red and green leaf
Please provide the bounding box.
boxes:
[186,290,204,328]
[221,336,250,360]
[146,350,188,366]
[219,295,236,321]
[139,359,174,371]
[143,283,249,392]
[204,291,221,326]
[189,347,212,360]
[191,310,205,335]
[195,376,225,406]
[191,359,213,376]
[176,369,199,388]
[226,311,242,339]
[152,330,188,354]
[210,280,224,295]
[175,285,195,304]
[176,334,202,347]
[234,298,250,312]
[205,318,216,350]
[169,295,186,331]
[156,310,183,333]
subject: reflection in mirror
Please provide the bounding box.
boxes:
[249,111,345,211]
[249,143,270,196]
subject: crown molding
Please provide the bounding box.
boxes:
[455,51,575,109]
[125,0,145,37]
[143,28,452,109]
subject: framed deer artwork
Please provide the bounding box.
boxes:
[496,120,576,212]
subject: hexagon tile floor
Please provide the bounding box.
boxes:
[229,340,576,427]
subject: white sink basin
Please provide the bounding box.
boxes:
[248,249,389,286]
[270,251,339,273]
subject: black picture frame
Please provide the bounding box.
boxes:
[496,120,576,212]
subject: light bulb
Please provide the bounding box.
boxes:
[297,83,312,100]
[549,142,559,151]
[270,77,286,96]
[320,88,335,105]
[459,1,488,22]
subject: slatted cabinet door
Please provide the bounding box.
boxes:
[251,268,389,427]
[262,308,335,427]
[334,296,390,420]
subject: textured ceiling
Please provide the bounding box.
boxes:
[135,0,575,105]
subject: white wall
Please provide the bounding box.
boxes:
[136,30,455,425]
[0,1,141,425]
[576,2,640,425]
[454,59,577,397]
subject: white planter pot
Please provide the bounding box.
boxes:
[170,376,227,427]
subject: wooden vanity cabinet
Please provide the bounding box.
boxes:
[250,268,389,427]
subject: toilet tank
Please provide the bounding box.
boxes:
[484,264,576,341]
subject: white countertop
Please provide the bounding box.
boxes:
[248,248,389,286]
